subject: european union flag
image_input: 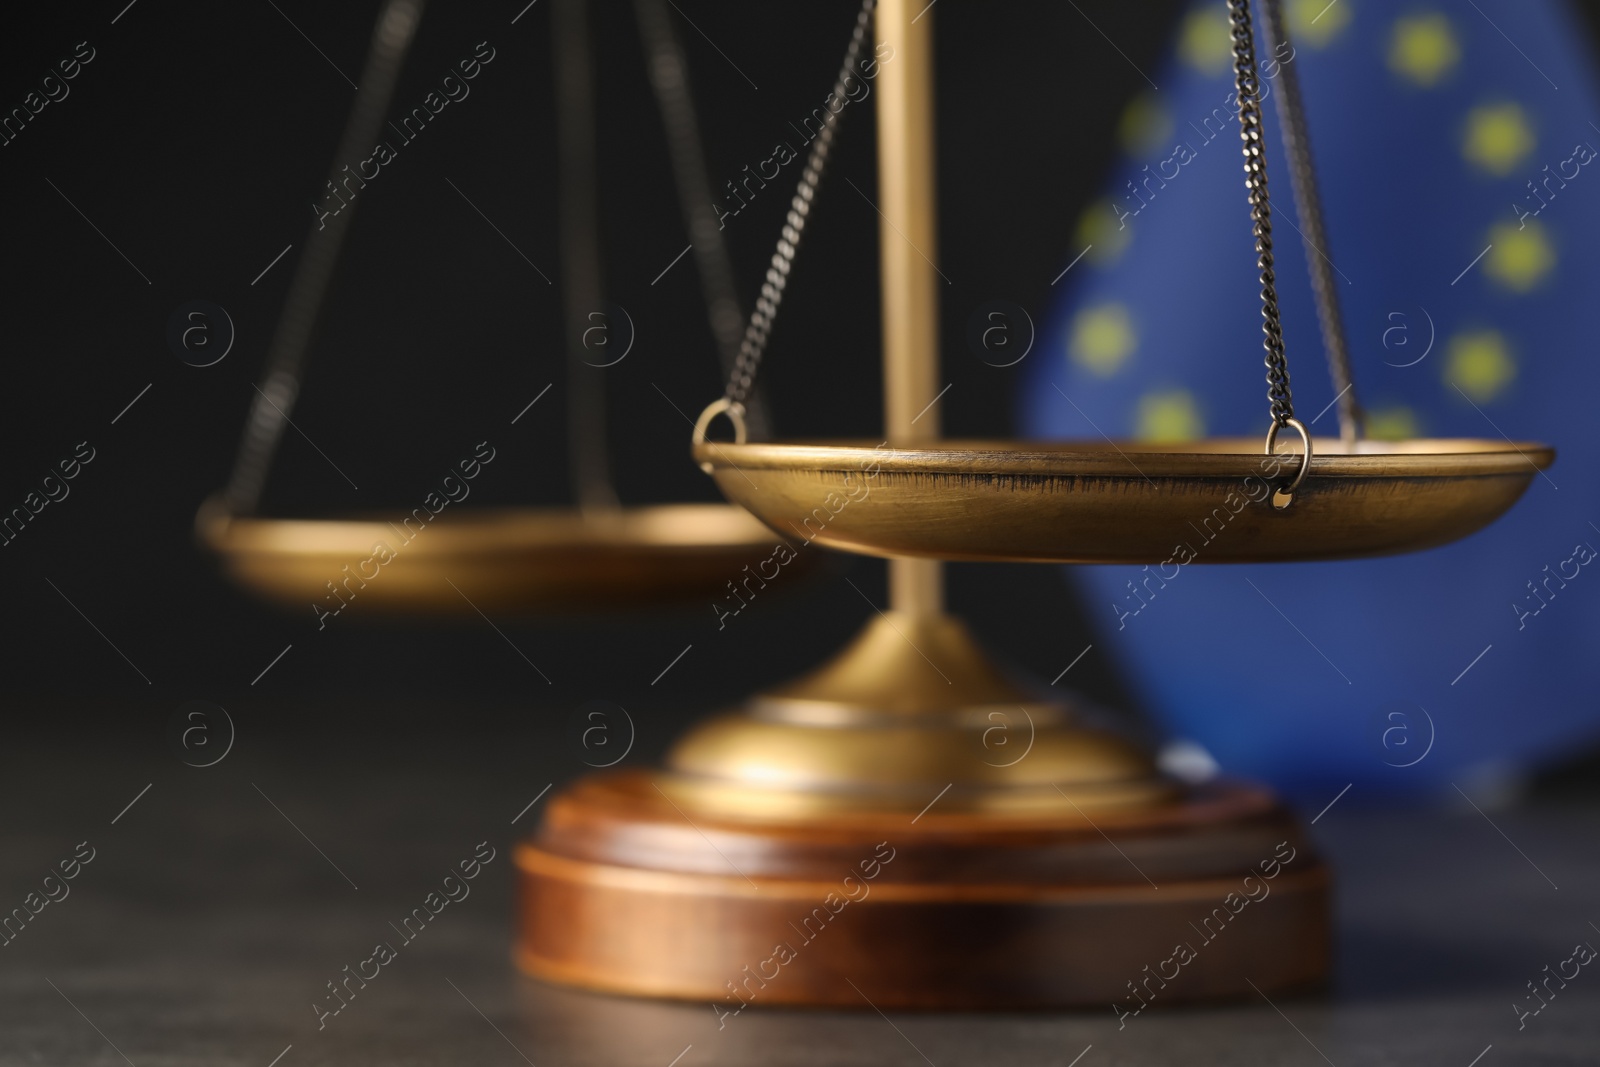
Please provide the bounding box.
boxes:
[1024,0,1600,800]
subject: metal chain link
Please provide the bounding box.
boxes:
[634,0,769,437]
[222,0,426,514]
[1258,0,1362,445]
[553,0,619,514]
[722,0,875,407]
[1226,0,1295,428]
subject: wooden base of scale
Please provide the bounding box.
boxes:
[515,771,1329,1009]
[513,615,1330,1009]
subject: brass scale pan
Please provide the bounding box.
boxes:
[199,502,787,614]
[203,0,797,614]
[686,0,1555,569]
[694,436,1555,564]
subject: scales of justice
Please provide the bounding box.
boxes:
[204,0,1552,1009]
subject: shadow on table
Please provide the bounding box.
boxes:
[1335,924,1517,1002]
[514,976,927,1064]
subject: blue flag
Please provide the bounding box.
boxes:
[1024,0,1600,800]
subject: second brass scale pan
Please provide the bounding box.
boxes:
[200,502,787,614]
[204,0,804,613]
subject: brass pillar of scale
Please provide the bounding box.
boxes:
[513,0,1342,1008]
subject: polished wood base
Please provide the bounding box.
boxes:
[515,770,1330,1009]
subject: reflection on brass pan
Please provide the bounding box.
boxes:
[198,501,801,613]
[695,437,1556,564]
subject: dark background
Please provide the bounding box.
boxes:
[3,0,1597,774]
[5,10,1600,1064]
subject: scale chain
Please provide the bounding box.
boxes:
[222,0,426,514]
[635,0,770,437]
[1259,0,1362,445]
[721,0,876,409]
[1227,0,1295,428]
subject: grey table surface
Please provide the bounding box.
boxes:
[2,708,1597,1067]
